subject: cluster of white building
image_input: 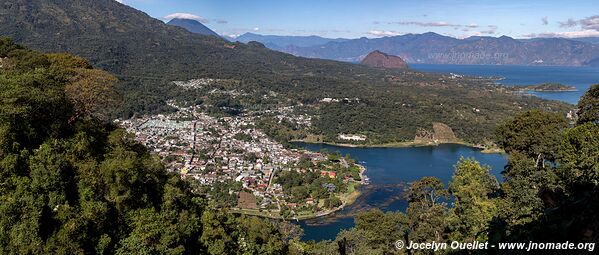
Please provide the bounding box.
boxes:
[115,101,330,209]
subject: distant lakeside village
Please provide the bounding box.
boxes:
[116,79,368,219]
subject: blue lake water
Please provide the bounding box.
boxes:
[294,143,507,241]
[411,64,599,104]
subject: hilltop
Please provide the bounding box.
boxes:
[360,50,409,69]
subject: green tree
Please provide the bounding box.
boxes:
[64,68,121,123]
[406,177,449,244]
[448,158,499,242]
[576,84,599,124]
[236,216,287,255]
[200,211,237,255]
[337,209,406,254]
[290,186,309,201]
[494,152,553,241]
[495,110,568,165]
[557,122,599,187]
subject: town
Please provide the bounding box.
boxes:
[116,89,367,219]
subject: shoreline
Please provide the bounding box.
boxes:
[230,140,502,221]
[292,139,504,154]
[230,185,363,221]
[231,165,368,221]
[524,89,578,92]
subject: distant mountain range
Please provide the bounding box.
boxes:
[237,32,599,66]
[233,32,349,49]
[166,18,219,37]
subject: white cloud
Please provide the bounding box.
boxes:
[555,16,599,31]
[164,13,209,23]
[226,34,241,38]
[580,15,599,31]
[522,29,599,39]
[253,27,260,31]
[456,25,499,38]
[366,30,402,37]
[522,15,599,39]
[391,21,461,27]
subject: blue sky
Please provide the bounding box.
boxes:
[117,0,599,39]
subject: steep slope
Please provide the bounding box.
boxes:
[360,50,409,69]
[166,18,219,37]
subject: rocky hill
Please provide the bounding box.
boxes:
[360,50,408,69]
[414,122,458,143]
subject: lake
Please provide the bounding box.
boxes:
[294,143,507,241]
[411,64,599,104]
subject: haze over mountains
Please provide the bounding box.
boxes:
[234,32,599,66]
[233,33,349,51]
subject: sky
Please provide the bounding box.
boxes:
[116,0,599,39]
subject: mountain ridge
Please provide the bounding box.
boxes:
[241,33,599,66]
[234,32,350,48]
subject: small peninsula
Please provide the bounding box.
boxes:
[514,83,577,92]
